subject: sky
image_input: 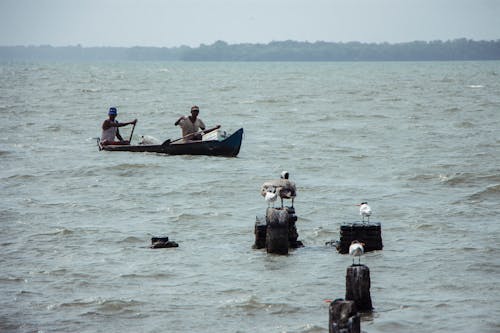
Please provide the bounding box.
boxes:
[0,0,499,47]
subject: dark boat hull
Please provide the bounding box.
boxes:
[100,128,243,157]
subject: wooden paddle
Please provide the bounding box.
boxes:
[128,120,137,144]
[168,125,221,144]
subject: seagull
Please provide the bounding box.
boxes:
[349,240,365,265]
[357,202,372,222]
[265,187,278,207]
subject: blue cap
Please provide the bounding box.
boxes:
[108,107,117,115]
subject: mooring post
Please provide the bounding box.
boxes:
[338,222,383,254]
[345,264,373,312]
[328,299,360,333]
[265,207,289,254]
[285,206,303,248]
[253,215,267,249]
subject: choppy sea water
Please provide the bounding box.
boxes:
[1,61,499,333]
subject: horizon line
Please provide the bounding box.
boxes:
[2,37,499,48]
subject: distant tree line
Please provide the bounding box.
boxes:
[1,39,499,62]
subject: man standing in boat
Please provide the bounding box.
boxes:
[100,107,137,146]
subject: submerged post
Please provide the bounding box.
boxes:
[150,236,179,249]
[345,264,372,312]
[328,299,360,333]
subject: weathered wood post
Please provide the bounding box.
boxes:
[254,207,302,252]
[338,222,383,254]
[265,207,289,254]
[328,299,360,333]
[150,236,179,249]
[345,264,372,312]
[285,206,303,248]
[253,216,267,249]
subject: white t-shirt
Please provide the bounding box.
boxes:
[178,116,205,137]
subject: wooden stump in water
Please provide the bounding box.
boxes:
[285,206,303,248]
[345,264,373,312]
[253,216,267,249]
[151,236,169,243]
[338,222,383,254]
[150,236,179,249]
[328,299,360,333]
[254,207,302,252]
[265,207,289,254]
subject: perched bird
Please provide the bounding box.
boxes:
[357,202,372,222]
[265,187,278,207]
[349,240,365,265]
[260,171,297,208]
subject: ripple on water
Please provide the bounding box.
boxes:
[219,295,302,316]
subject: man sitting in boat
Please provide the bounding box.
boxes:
[174,105,220,141]
[100,107,137,146]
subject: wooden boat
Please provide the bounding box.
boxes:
[98,128,243,157]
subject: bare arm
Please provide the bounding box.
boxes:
[174,116,185,126]
[116,128,123,141]
[103,119,137,130]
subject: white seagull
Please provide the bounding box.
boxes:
[349,240,365,265]
[265,187,278,207]
[357,202,372,222]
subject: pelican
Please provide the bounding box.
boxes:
[260,171,296,208]
[357,202,372,222]
[265,187,278,207]
[349,240,365,265]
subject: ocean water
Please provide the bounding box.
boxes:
[1,60,499,333]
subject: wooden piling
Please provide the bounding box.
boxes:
[285,206,303,248]
[328,299,360,333]
[266,207,289,254]
[338,222,383,254]
[345,264,372,312]
[254,207,302,252]
[253,216,267,249]
[150,237,179,249]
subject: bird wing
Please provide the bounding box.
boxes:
[261,179,296,198]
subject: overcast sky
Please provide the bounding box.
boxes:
[0,0,499,47]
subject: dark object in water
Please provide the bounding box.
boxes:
[345,264,373,312]
[150,236,179,249]
[328,299,360,333]
[152,236,169,243]
[253,206,303,253]
[336,222,383,254]
[99,128,243,157]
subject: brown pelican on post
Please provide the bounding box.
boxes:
[260,171,297,208]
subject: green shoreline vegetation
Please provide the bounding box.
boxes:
[1,38,499,61]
